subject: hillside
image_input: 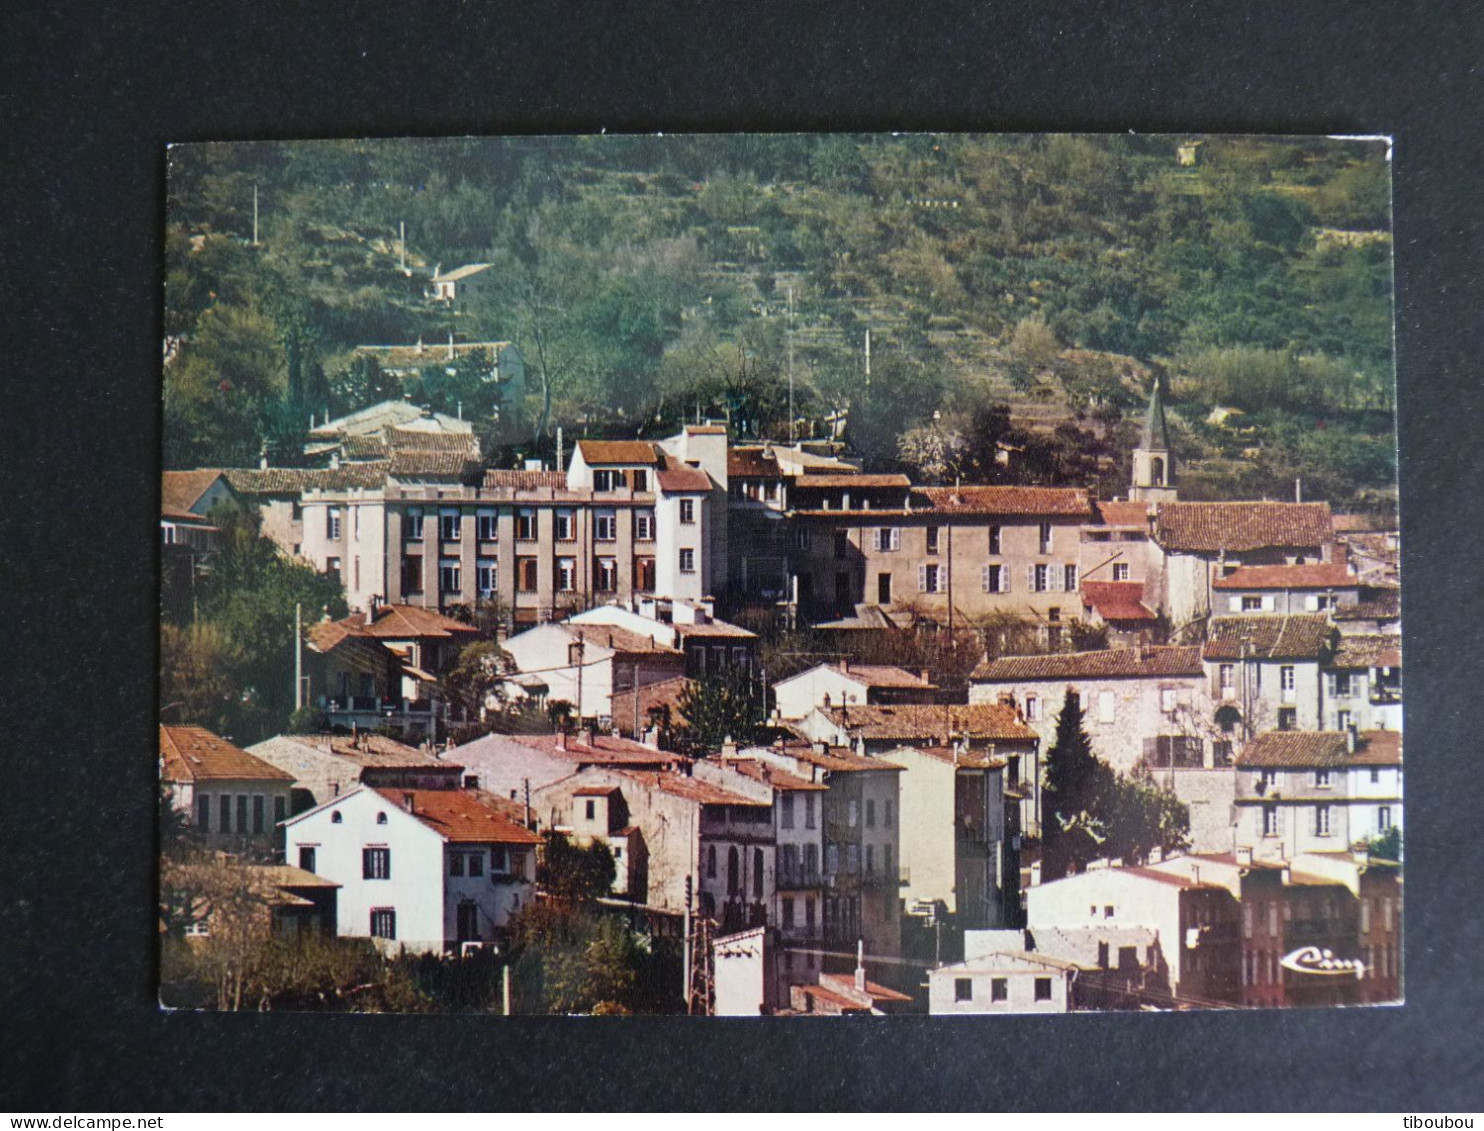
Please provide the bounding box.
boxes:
[163,134,1396,513]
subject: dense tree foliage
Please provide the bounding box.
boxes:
[1042,694,1190,879]
[161,502,346,740]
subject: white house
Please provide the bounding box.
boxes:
[1233,730,1402,861]
[161,725,294,857]
[280,786,539,954]
[771,660,936,721]
[928,949,1078,1015]
[501,620,685,727]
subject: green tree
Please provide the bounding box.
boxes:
[1367,826,1402,863]
[1041,692,1114,878]
[536,830,616,903]
[440,639,518,728]
[675,668,767,754]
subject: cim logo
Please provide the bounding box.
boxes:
[1279,946,1365,979]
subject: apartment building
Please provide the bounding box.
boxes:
[298,433,719,623]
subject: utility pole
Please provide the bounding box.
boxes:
[787,285,796,445]
[864,327,871,386]
[556,425,564,472]
[683,874,693,1010]
[294,602,303,710]
[252,184,259,246]
[502,963,512,1016]
[399,220,407,272]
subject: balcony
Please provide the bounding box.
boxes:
[1370,686,1402,705]
[324,697,438,733]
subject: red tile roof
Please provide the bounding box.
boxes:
[1203,615,1334,661]
[261,733,455,770]
[370,788,540,844]
[1331,634,1402,669]
[765,742,903,773]
[820,663,936,690]
[309,604,481,651]
[917,485,1093,516]
[389,451,480,479]
[611,769,769,806]
[570,624,684,656]
[1333,594,1401,622]
[727,448,782,477]
[1212,562,1357,590]
[1080,581,1157,622]
[161,470,227,515]
[892,744,1007,770]
[717,758,827,791]
[161,725,294,784]
[481,468,569,490]
[512,733,685,766]
[972,645,1202,682]
[655,452,713,493]
[1236,730,1401,769]
[822,703,1038,743]
[795,474,910,489]
[223,465,394,495]
[577,440,660,465]
[1094,500,1155,528]
[1155,502,1333,553]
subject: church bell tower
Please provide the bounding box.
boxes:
[1130,376,1178,503]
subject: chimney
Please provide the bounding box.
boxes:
[1148,847,1163,864]
[854,940,866,992]
[919,669,930,684]
[1029,861,1042,887]
[1295,477,1303,503]
[812,741,828,758]
[1345,727,1357,754]
[1236,846,1253,867]
[415,335,424,354]
[447,330,455,361]
[555,730,567,752]
[641,726,661,750]
[577,727,593,748]
[259,449,269,471]
[840,657,849,675]
[402,792,415,814]
[721,738,739,760]
[329,452,341,470]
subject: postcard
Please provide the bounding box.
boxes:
[159,133,1400,1015]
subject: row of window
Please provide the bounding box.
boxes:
[397,507,665,545]
[864,523,1058,556]
[704,844,768,900]
[904,562,1082,595]
[845,797,894,829]
[195,792,286,836]
[954,975,1052,1003]
[1259,802,1389,838]
[824,841,895,877]
[778,792,816,830]
[401,553,674,595]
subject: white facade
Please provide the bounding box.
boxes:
[928,951,1075,1015]
[1026,869,1189,989]
[772,663,929,721]
[280,787,534,954]
[1233,763,1403,862]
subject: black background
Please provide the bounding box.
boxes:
[3,0,1482,1112]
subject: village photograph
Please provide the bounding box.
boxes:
[158,133,1401,1015]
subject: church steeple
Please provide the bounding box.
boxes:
[1130,376,1177,502]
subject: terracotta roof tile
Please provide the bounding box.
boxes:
[795,474,911,489]
[758,741,902,773]
[717,758,827,791]
[1080,581,1158,622]
[1155,502,1333,553]
[890,744,1007,770]
[577,440,660,465]
[727,448,782,477]
[161,725,294,784]
[612,770,769,806]
[370,788,539,844]
[389,451,480,479]
[1333,594,1401,622]
[654,451,713,493]
[673,620,756,640]
[822,703,1038,743]
[1203,615,1334,661]
[308,604,480,651]
[161,470,227,515]
[1212,562,1357,590]
[229,463,393,494]
[256,733,454,770]
[570,624,684,656]
[1236,730,1401,769]
[482,468,569,490]
[917,485,1093,517]
[1094,500,1155,527]
[610,676,695,733]
[512,733,685,767]
[820,663,935,689]
[1331,634,1402,669]
[972,645,1202,682]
